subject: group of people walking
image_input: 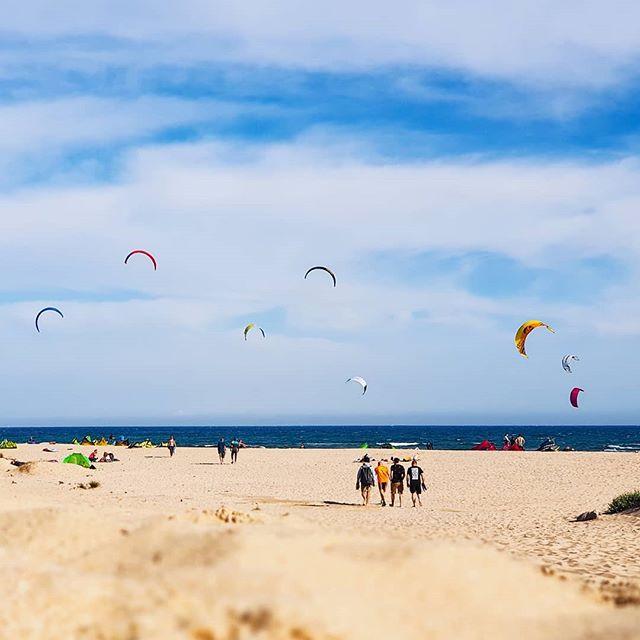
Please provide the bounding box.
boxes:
[166,435,243,463]
[356,456,426,507]
[217,437,242,464]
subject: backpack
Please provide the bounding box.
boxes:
[359,465,375,487]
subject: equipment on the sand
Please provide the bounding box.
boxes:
[514,320,554,357]
[0,439,17,449]
[537,437,560,452]
[63,453,93,468]
[472,440,496,451]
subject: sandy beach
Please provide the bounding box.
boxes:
[1,444,639,639]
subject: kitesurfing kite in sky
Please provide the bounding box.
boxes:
[514,320,555,357]
[346,376,368,395]
[244,323,266,340]
[562,354,580,373]
[124,250,157,271]
[570,387,584,408]
[35,307,63,333]
[304,266,336,287]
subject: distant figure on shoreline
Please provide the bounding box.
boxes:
[374,460,389,506]
[168,435,176,457]
[356,461,375,506]
[217,437,226,464]
[515,434,525,450]
[389,457,405,507]
[230,437,240,464]
[407,459,426,507]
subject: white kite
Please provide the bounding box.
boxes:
[562,354,580,373]
[346,376,368,395]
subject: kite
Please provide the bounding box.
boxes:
[514,320,555,357]
[35,307,64,333]
[244,323,266,340]
[562,354,580,373]
[570,387,584,408]
[304,266,336,287]
[346,376,368,395]
[124,250,157,271]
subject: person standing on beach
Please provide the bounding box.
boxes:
[406,459,426,507]
[230,437,240,464]
[374,460,390,506]
[356,461,375,506]
[217,437,226,464]
[167,435,176,457]
[389,458,405,507]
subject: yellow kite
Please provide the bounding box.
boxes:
[514,320,554,357]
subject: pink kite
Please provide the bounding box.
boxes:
[569,387,584,408]
[124,250,157,270]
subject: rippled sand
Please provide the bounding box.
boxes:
[0,445,638,638]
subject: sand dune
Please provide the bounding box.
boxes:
[0,445,639,638]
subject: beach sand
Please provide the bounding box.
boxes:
[1,445,639,638]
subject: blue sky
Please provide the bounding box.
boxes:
[2,1,640,425]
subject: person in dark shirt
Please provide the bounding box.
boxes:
[355,462,375,506]
[406,459,426,507]
[389,458,406,507]
[217,437,226,464]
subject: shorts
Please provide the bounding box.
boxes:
[378,482,388,491]
[391,482,403,495]
[409,480,422,494]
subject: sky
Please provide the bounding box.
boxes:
[3,1,640,425]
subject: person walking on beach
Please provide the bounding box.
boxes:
[406,459,426,507]
[356,461,375,506]
[374,460,390,506]
[389,457,405,507]
[217,437,226,464]
[167,435,176,457]
[230,437,240,464]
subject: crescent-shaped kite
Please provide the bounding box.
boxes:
[304,266,336,287]
[562,354,580,373]
[124,250,157,271]
[35,307,64,333]
[514,320,555,357]
[570,387,584,408]
[244,323,266,340]
[346,376,367,395]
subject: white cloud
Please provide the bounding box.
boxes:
[0,133,639,420]
[2,1,640,88]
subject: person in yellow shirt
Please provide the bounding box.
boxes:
[374,460,390,506]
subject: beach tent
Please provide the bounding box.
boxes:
[63,453,92,468]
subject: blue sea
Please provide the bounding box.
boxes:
[1,425,639,452]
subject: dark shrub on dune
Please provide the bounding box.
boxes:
[605,491,640,514]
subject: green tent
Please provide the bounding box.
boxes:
[63,452,92,468]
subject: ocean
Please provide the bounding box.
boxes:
[1,425,639,452]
